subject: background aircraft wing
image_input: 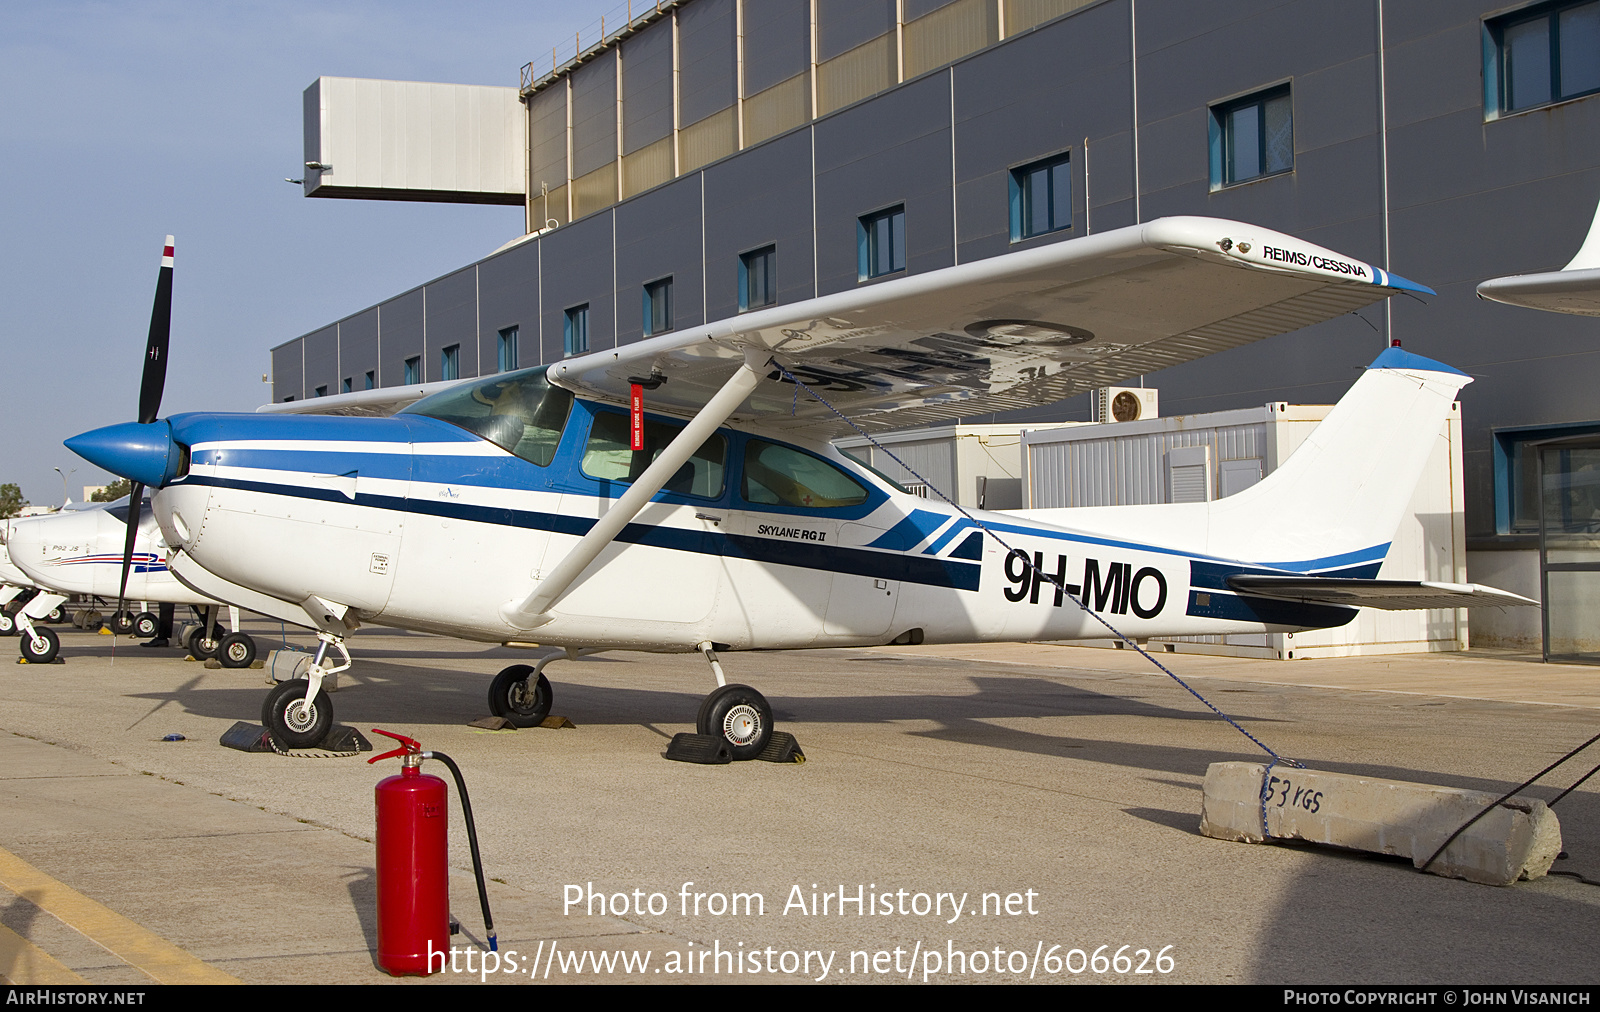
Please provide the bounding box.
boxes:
[551,215,1431,436]
[1227,576,1537,610]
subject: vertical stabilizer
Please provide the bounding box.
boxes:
[1202,348,1470,568]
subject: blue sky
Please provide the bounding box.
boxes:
[0,1,617,506]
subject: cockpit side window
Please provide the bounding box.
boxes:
[742,439,868,509]
[402,367,574,466]
[581,411,727,499]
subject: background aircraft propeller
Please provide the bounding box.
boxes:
[115,237,174,620]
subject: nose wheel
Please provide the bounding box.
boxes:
[263,678,331,749]
[20,626,59,664]
[259,633,349,751]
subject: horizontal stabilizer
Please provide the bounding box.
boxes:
[1226,576,1537,611]
[1476,197,1600,316]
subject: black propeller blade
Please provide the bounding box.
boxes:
[117,237,174,619]
[138,237,174,425]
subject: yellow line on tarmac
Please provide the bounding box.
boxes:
[0,921,88,985]
[0,845,238,985]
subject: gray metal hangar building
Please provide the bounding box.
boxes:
[270,0,1600,654]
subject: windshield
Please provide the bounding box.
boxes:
[402,367,574,466]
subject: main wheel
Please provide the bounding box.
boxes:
[218,632,256,669]
[45,605,65,623]
[188,626,222,660]
[21,627,59,664]
[262,679,332,750]
[0,611,14,636]
[134,612,159,637]
[696,683,773,761]
[487,664,552,727]
[110,611,135,635]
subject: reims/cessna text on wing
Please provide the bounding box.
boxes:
[66,221,1533,755]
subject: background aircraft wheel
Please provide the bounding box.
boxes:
[262,678,331,750]
[110,611,136,635]
[487,664,552,727]
[21,627,59,664]
[134,612,159,637]
[696,684,773,761]
[218,632,256,669]
[0,611,13,636]
[187,626,221,661]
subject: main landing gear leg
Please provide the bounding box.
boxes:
[262,632,350,749]
[693,641,773,762]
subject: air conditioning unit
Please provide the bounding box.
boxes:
[1095,386,1158,423]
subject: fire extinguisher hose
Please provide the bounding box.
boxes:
[424,750,498,952]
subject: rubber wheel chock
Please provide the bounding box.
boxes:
[219,722,274,753]
[755,731,805,764]
[664,732,732,764]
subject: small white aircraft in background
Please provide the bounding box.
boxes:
[1,497,255,665]
[0,539,50,635]
[67,221,1533,754]
[1477,196,1600,314]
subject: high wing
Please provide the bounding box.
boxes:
[550,216,1430,436]
[1227,577,1537,611]
[1477,198,1600,316]
[259,378,473,416]
[262,216,1427,427]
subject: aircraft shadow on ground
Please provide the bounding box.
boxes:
[1241,841,1600,983]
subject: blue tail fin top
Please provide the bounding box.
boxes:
[1368,346,1469,377]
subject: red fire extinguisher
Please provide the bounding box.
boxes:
[369,728,497,976]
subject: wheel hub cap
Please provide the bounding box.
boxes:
[285,699,317,733]
[723,704,761,745]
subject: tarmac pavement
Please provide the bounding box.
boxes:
[0,621,1597,985]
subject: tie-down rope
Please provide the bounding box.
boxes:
[768,360,1303,832]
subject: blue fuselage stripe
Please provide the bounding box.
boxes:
[183,474,982,592]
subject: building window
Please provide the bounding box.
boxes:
[643,277,673,337]
[1486,1,1600,117]
[1495,421,1600,532]
[858,205,906,280]
[341,377,352,394]
[440,344,460,381]
[314,385,328,398]
[364,370,375,390]
[1010,154,1072,241]
[739,246,776,311]
[404,356,421,385]
[497,327,519,372]
[1209,85,1293,188]
[564,304,589,357]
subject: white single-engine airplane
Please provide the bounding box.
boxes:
[67,221,1533,754]
[0,498,255,665]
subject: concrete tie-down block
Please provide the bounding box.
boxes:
[1199,762,1562,887]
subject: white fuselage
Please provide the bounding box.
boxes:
[5,504,215,606]
[148,395,1383,653]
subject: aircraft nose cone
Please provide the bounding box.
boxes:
[65,421,182,488]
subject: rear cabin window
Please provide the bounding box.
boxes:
[581,411,727,499]
[402,367,573,467]
[742,439,868,509]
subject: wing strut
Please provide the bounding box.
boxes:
[500,348,770,630]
